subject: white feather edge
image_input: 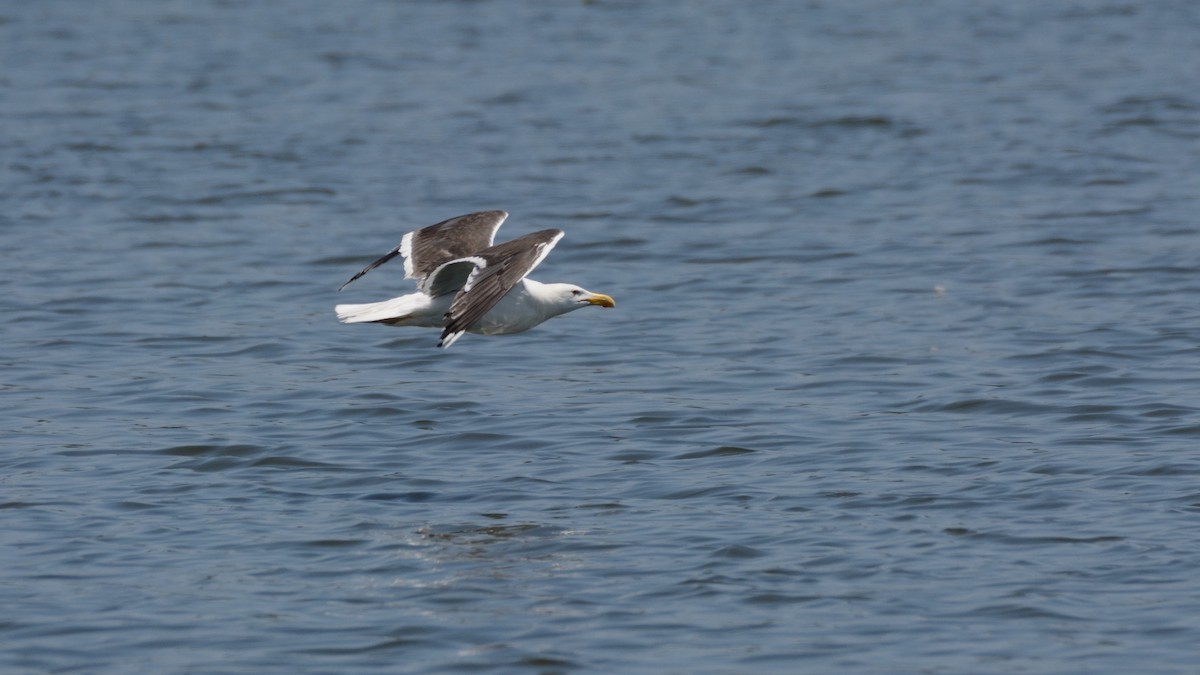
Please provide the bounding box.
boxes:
[460,259,488,293]
[400,231,414,279]
[439,330,466,349]
[487,211,508,246]
[422,256,488,295]
[528,231,564,273]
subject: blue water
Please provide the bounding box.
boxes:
[4,1,1200,673]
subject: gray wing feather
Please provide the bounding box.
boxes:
[338,210,507,291]
[404,211,507,281]
[438,229,563,347]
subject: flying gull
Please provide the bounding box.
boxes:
[335,210,615,348]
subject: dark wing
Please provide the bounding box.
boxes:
[438,229,564,348]
[338,210,507,292]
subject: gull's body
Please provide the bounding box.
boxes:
[335,211,614,348]
[337,277,589,335]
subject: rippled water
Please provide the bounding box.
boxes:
[4,1,1200,673]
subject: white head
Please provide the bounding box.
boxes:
[539,282,616,315]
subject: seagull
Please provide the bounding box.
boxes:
[335,210,615,348]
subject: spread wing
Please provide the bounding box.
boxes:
[438,229,564,348]
[423,258,486,298]
[338,210,507,292]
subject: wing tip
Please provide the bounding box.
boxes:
[438,330,465,349]
[337,270,363,292]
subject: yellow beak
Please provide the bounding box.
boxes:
[586,293,616,308]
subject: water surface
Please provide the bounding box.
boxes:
[4,1,1200,673]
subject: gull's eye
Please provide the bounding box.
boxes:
[571,290,582,296]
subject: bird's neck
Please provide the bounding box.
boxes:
[522,279,556,306]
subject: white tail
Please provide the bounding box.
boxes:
[335,293,434,325]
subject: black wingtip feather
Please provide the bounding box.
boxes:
[338,248,403,291]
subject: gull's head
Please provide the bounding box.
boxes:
[548,283,616,311]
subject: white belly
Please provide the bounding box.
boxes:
[468,281,547,335]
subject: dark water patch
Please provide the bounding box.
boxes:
[1037,370,1095,383]
[1057,434,1149,447]
[710,544,766,560]
[249,456,343,470]
[664,194,721,208]
[339,405,418,419]
[64,141,122,153]
[1101,95,1200,138]
[912,398,1055,415]
[946,529,1124,546]
[653,485,744,501]
[1054,265,1200,279]
[178,342,291,358]
[738,114,898,130]
[1060,412,1141,425]
[362,491,438,502]
[812,114,897,129]
[671,446,756,460]
[157,443,265,458]
[418,521,559,543]
[515,655,579,670]
[1028,206,1152,221]
[0,501,50,510]
[1027,463,1086,476]
[409,431,552,454]
[728,165,771,175]
[1152,424,1200,437]
[163,457,241,472]
[1137,404,1198,418]
[1120,463,1200,476]
[110,500,162,511]
[136,335,239,346]
[810,187,848,198]
[744,593,821,606]
[898,462,994,477]
[1006,347,1145,364]
[295,634,438,656]
[831,354,912,366]
[1104,94,1200,114]
[153,187,336,207]
[958,604,1087,622]
[574,501,627,511]
[301,539,367,549]
[607,450,661,463]
[781,377,920,392]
